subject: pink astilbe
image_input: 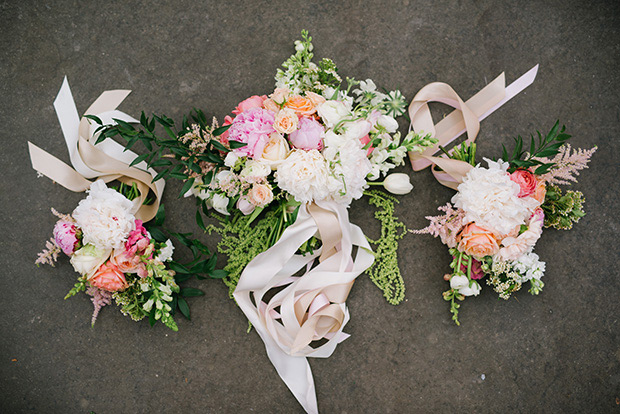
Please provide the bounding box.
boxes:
[35,238,61,266]
[86,286,113,326]
[51,207,75,222]
[410,203,466,248]
[538,144,597,185]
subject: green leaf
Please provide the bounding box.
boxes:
[174,273,194,283]
[153,204,165,226]
[196,210,206,231]
[177,297,190,320]
[149,308,157,327]
[150,159,172,168]
[169,262,191,274]
[148,226,168,242]
[181,288,204,297]
[152,168,169,182]
[210,269,228,279]
[212,124,232,136]
[113,118,136,131]
[179,177,195,198]
[228,140,247,149]
[245,206,264,228]
[84,115,103,125]
[211,140,229,153]
[130,153,149,167]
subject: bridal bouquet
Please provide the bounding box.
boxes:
[414,123,596,324]
[36,180,204,331]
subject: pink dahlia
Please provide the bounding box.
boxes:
[227,108,276,158]
[53,220,80,256]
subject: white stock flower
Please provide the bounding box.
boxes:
[208,193,230,216]
[452,158,539,235]
[373,114,399,133]
[317,101,351,128]
[276,149,331,203]
[157,239,174,262]
[511,252,546,282]
[73,180,136,250]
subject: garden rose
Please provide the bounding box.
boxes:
[270,87,291,105]
[263,98,279,112]
[273,108,298,134]
[510,169,537,198]
[258,132,290,168]
[249,184,274,207]
[70,244,111,277]
[89,262,128,292]
[53,220,80,256]
[533,180,547,203]
[305,91,325,107]
[458,222,500,259]
[285,95,316,117]
[289,117,324,150]
[110,248,147,277]
[232,95,267,115]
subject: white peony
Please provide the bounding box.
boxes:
[452,158,540,235]
[276,149,331,203]
[73,180,136,250]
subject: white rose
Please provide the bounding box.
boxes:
[208,193,230,216]
[383,173,413,195]
[317,101,350,128]
[258,132,290,169]
[248,183,274,208]
[240,159,271,179]
[70,244,111,277]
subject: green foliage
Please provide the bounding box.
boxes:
[442,288,464,326]
[364,190,407,305]
[441,142,477,165]
[64,276,87,300]
[541,185,586,230]
[501,121,571,173]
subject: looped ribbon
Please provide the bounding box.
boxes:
[28,77,165,222]
[234,201,374,414]
[408,65,539,189]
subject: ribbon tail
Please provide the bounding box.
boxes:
[28,141,92,191]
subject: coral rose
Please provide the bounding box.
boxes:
[273,108,299,134]
[285,95,316,117]
[533,180,547,204]
[89,262,128,292]
[305,91,326,107]
[458,222,500,259]
[232,95,267,116]
[510,169,537,198]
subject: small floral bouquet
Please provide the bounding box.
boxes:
[36,180,205,331]
[414,122,596,324]
[99,30,436,303]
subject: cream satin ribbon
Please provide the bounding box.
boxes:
[28,77,165,222]
[408,65,539,189]
[233,201,374,414]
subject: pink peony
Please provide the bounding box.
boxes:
[89,262,128,292]
[288,117,324,150]
[53,220,80,256]
[228,108,276,158]
[232,95,267,116]
[125,220,150,256]
[510,169,537,198]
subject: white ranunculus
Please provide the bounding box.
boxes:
[157,239,174,262]
[317,101,351,128]
[383,173,413,195]
[275,149,331,203]
[258,132,290,169]
[452,158,540,235]
[240,160,271,179]
[73,180,136,250]
[224,152,240,168]
[70,244,111,277]
[209,193,230,216]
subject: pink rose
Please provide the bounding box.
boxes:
[89,262,128,292]
[228,108,276,158]
[110,249,147,277]
[219,115,234,145]
[510,169,537,198]
[288,117,324,150]
[53,220,80,256]
[232,95,267,116]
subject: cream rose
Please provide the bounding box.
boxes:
[258,132,290,169]
[270,87,291,105]
[273,108,298,134]
[70,244,111,278]
[248,184,274,207]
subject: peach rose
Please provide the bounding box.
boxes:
[248,183,274,207]
[232,95,267,115]
[510,169,537,198]
[285,95,316,117]
[273,108,298,134]
[533,180,546,204]
[110,249,147,278]
[263,98,280,112]
[258,132,290,168]
[270,87,290,105]
[305,91,326,107]
[458,222,500,259]
[89,262,128,292]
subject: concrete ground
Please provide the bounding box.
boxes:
[1,1,618,413]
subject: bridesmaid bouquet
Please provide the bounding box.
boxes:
[36,180,204,331]
[414,123,596,324]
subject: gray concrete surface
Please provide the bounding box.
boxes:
[1,1,619,413]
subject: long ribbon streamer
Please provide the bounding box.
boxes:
[28,77,165,221]
[233,201,374,414]
[408,65,539,188]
